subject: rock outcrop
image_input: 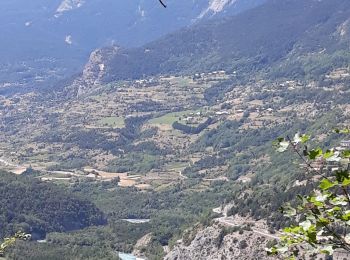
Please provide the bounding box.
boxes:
[66,46,119,97]
[55,0,85,17]
[132,233,153,259]
[199,0,237,18]
[165,224,276,260]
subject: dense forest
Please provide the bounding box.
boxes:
[172,118,214,134]
[97,0,350,84]
[0,171,106,240]
[1,0,350,259]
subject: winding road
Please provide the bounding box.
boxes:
[215,217,280,240]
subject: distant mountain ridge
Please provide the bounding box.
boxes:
[72,0,350,92]
[55,0,85,16]
[0,0,264,93]
[0,0,265,57]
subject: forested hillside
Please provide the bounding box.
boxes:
[2,0,350,259]
[0,171,106,240]
[80,0,350,86]
[0,0,264,93]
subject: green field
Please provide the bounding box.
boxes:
[165,161,188,171]
[98,116,125,128]
[149,110,197,125]
[169,77,192,88]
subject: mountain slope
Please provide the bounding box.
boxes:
[0,171,106,240]
[0,0,265,52]
[77,0,350,88]
[0,0,264,92]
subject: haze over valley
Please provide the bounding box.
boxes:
[1,0,350,259]
[0,0,264,94]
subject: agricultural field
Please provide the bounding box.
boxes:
[97,116,125,128]
[1,70,349,191]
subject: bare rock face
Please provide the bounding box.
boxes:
[337,18,350,40]
[198,0,238,19]
[80,47,118,86]
[165,224,275,260]
[132,233,153,259]
[67,46,119,97]
[55,0,85,17]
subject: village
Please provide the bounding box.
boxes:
[0,68,349,191]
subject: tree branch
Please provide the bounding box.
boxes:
[159,0,167,8]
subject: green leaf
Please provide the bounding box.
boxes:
[276,246,289,254]
[341,212,350,221]
[265,246,278,255]
[326,151,341,162]
[319,179,336,190]
[320,245,334,255]
[284,226,302,234]
[306,229,317,244]
[297,194,303,200]
[308,148,323,160]
[301,134,310,144]
[282,204,297,217]
[292,133,309,144]
[299,220,312,231]
[334,128,350,134]
[342,177,350,187]
[277,141,289,152]
[272,138,284,147]
[330,196,348,206]
[342,150,350,158]
[317,217,330,225]
[326,206,341,215]
[323,150,334,159]
[336,170,349,182]
[293,133,302,144]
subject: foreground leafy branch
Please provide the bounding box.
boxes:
[159,0,167,8]
[267,132,350,259]
[0,232,30,257]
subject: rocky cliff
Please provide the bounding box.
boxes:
[165,224,276,260]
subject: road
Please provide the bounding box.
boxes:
[179,170,188,179]
[178,171,229,181]
[0,158,16,167]
[0,157,27,174]
[252,228,280,240]
[203,177,229,182]
[215,217,280,240]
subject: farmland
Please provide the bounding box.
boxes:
[1,69,350,190]
[1,67,350,260]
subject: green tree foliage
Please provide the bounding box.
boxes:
[267,131,350,258]
[8,241,121,260]
[0,232,30,257]
[102,0,350,83]
[172,117,214,134]
[0,171,106,240]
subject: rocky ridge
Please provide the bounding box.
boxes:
[199,0,237,18]
[56,0,85,16]
[164,224,275,260]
